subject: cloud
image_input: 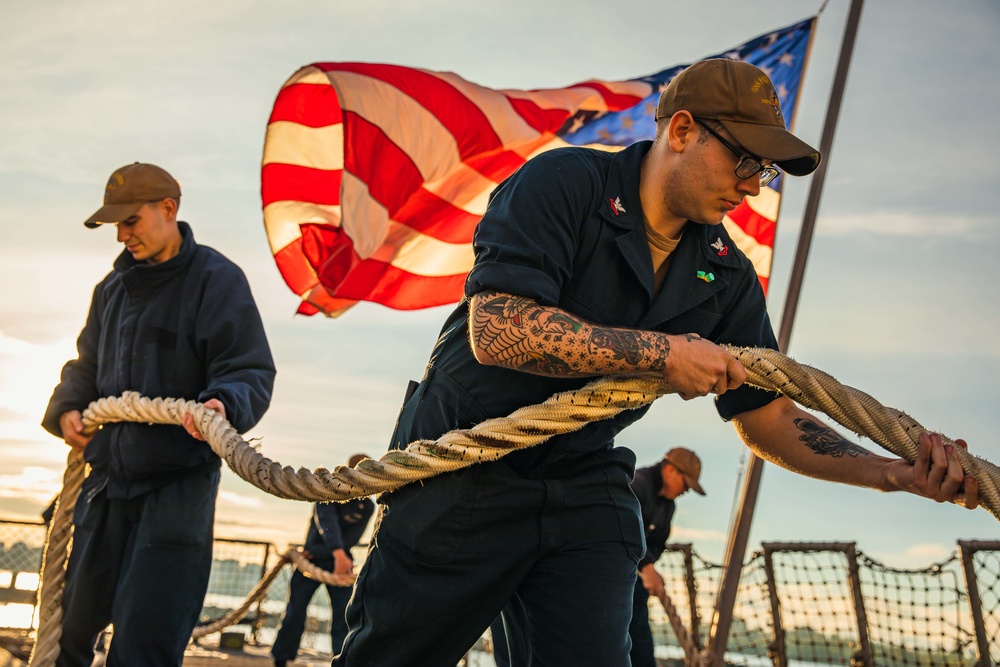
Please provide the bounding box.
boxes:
[0,330,77,417]
[672,526,726,542]
[1,0,998,575]
[903,543,953,562]
[816,211,995,238]
[0,334,34,356]
[0,466,61,504]
[218,490,264,509]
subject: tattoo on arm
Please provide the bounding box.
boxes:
[793,418,870,458]
[470,291,670,377]
[589,329,666,371]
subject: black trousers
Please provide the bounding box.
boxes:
[629,577,657,667]
[272,565,354,660]
[489,576,655,667]
[333,461,644,667]
[56,467,219,667]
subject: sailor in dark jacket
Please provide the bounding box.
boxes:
[629,447,706,667]
[42,163,275,667]
[272,454,375,666]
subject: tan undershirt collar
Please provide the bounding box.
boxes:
[645,220,683,296]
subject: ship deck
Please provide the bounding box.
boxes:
[0,642,333,667]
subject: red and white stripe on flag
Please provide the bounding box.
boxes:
[261,28,810,316]
[263,63,659,316]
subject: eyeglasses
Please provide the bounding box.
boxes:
[695,119,780,187]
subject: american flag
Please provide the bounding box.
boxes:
[262,18,815,316]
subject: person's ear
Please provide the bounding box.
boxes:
[667,111,696,153]
[661,462,674,483]
[160,197,179,221]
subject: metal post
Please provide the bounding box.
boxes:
[681,544,702,649]
[958,540,993,667]
[252,541,272,643]
[761,544,787,667]
[844,543,873,666]
[706,1,867,663]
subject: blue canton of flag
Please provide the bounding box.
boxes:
[262,17,815,315]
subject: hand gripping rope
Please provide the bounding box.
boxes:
[27,346,1000,667]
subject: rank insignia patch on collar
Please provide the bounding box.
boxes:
[711,237,729,256]
[609,196,626,216]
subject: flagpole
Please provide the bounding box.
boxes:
[704,1,866,664]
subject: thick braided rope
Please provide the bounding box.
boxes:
[187,547,355,640]
[284,547,358,587]
[190,552,291,639]
[654,591,700,666]
[78,349,1000,517]
[28,347,1000,666]
[82,373,668,502]
[727,347,1000,518]
[35,546,351,652]
[32,545,350,660]
[28,373,664,666]
[27,451,85,667]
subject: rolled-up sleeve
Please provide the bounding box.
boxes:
[465,151,597,307]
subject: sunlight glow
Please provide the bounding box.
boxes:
[0,466,62,504]
[14,572,40,591]
[218,490,264,509]
[0,331,76,418]
[0,603,37,630]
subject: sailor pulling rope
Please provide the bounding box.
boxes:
[28,346,998,667]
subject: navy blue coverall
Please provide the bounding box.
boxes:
[334,141,781,667]
[272,499,374,661]
[42,222,275,667]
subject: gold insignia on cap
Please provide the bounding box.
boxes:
[106,172,125,193]
[767,89,785,124]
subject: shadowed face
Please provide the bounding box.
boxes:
[115,199,181,264]
[659,116,764,227]
[660,463,689,500]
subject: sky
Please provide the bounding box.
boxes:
[0,0,997,571]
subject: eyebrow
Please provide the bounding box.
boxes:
[726,132,774,168]
[701,120,756,159]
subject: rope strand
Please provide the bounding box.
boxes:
[27,347,1000,666]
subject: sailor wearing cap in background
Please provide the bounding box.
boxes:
[628,447,706,667]
[42,163,275,667]
[335,59,979,667]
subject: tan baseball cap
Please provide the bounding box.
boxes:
[655,58,820,177]
[83,162,181,228]
[664,447,706,496]
[347,453,370,468]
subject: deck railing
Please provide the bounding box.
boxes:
[1,518,996,666]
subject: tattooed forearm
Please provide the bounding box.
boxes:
[589,329,667,371]
[470,291,670,377]
[793,418,870,458]
[478,293,537,325]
